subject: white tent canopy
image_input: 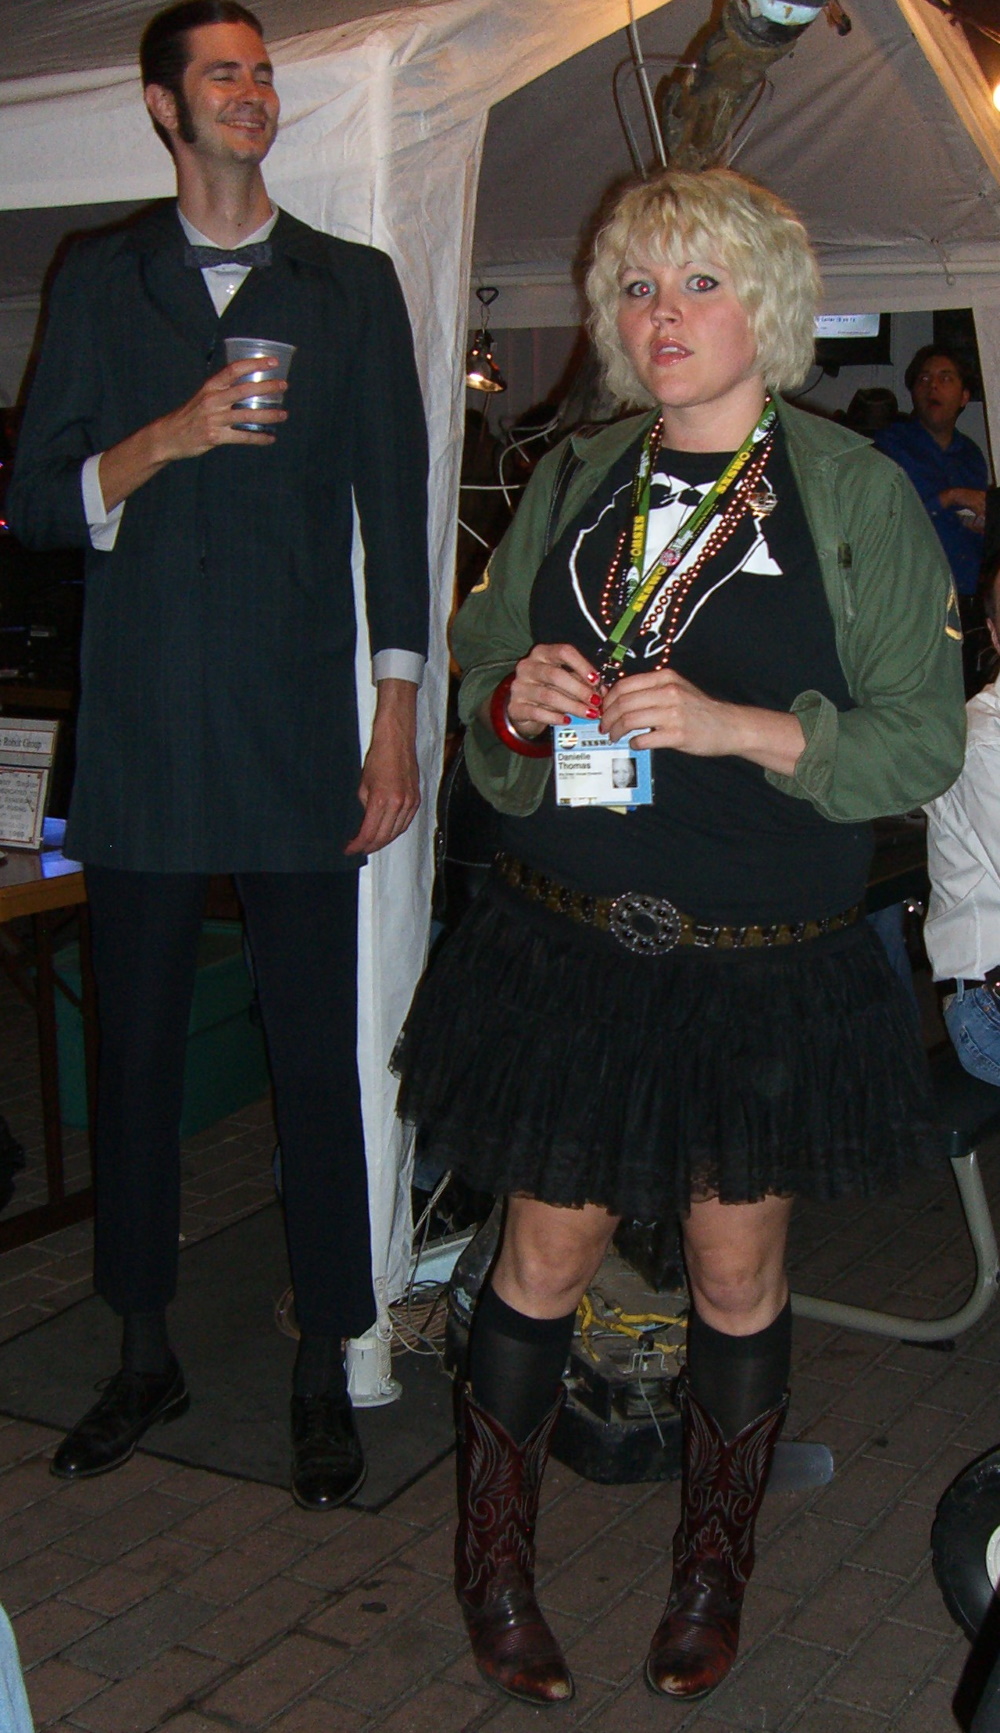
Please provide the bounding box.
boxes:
[3,0,1000,1333]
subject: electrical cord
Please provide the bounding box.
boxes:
[388,1169,453,1360]
[460,412,564,513]
[390,1282,449,1356]
[457,516,491,548]
[576,1288,687,1365]
[613,59,650,175]
[726,77,775,165]
[613,55,693,176]
[274,1169,457,1361]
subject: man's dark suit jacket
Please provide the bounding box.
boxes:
[9,202,430,872]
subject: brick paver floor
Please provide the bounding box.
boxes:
[1,960,998,1728]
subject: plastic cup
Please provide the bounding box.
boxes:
[224,337,296,432]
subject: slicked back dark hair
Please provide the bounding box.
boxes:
[140,2,265,149]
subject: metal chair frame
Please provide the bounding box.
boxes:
[791,1050,1000,1344]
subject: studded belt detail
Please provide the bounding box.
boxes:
[495,852,860,958]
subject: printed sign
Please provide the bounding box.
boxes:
[0,718,59,849]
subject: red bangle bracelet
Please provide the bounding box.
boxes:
[489,673,552,758]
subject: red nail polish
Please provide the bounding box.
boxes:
[564,715,572,724]
[585,707,600,719]
[586,670,599,684]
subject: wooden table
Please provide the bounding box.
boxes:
[0,824,96,1252]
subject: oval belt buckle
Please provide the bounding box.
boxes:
[608,891,681,956]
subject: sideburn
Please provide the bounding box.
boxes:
[172,84,198,146]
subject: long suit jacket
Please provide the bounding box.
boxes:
[9,202,430,872]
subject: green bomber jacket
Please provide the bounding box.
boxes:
[453,394,966,822]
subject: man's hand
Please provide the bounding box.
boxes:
[153,358,288,462]
[97,360,288,513]
[940,486,987,531]
[344,678,420,856]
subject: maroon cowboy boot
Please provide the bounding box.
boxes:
[454,1382,574,1705]
[646,1370,787,1700]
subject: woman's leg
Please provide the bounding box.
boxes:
[468,1197,619,1441]
[456,1198,619,1706]
[683,1191,791,1331]
[684,1192,792,1435]
[647,1195,793,1701]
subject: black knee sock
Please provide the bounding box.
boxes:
[293,1333,348,1402]
[467,1283,576,1446]
[121,1310,171,1378]
[686,1300,791,1441]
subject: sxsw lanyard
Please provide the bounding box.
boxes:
[596,397,777,683]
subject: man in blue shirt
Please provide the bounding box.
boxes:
[876,344,989,691]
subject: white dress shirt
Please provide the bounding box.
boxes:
[924,678,1000,980]
[80,204,422,687]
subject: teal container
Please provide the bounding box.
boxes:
[55,920,271,1135]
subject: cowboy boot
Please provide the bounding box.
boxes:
[454,1382,574,1705]
[646,1369,787,1700]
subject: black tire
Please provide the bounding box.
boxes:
[933,1445,1000,1640]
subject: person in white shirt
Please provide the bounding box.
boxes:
[925,555,1000,1083]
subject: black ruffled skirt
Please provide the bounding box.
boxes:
[394,872,943,1218]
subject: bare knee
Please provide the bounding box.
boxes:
[686,1246,781,1329]
[494,1201,618,1318]
[683,1198,791,1334]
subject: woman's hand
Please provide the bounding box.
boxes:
[600,667,806,776]
[498,643,602,740]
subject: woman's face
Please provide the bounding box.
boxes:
[616,251,762,427]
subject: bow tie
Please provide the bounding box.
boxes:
[183,241,273,270]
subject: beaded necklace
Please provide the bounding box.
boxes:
[600,439,774,670]
[595,401,777,683]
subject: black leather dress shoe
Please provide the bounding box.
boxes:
[291,1393,366,1510]
[51,1357,189,1480]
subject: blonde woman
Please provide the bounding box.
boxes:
[397,168,964,1705]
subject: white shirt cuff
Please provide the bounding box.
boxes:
[371,650,425,686]
[82,454,124,552]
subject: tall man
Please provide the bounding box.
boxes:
[9,0,429,1510]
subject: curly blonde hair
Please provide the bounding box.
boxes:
[585,168,820,408]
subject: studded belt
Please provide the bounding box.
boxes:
[495,852,860,958]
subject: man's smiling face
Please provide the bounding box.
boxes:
[152,20,279,166]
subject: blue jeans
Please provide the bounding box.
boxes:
[0,1607,32,1733]
[866,904,919,1022]
[944,981,1000,1088]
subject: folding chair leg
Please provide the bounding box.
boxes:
[791,1152,1000,1343]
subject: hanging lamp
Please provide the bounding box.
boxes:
[466,287,507,393]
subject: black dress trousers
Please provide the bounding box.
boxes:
[86,866,376,1341]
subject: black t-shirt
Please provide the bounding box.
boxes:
[501,426,872,923]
